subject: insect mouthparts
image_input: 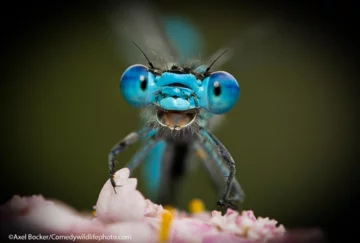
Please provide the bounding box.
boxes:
[156,108,196,130]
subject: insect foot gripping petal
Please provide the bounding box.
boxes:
[110,175,122,193]
[109,173,123,194]
[107,131,145,193]
[217,199,239,215]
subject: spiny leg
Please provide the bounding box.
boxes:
[193,144,244,202]
[204,130,241,208]
[193,141,242,212]
[108,127,156,192]
[196,128,244,212]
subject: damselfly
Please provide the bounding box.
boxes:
[108,2,244,210]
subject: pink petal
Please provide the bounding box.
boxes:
[0,195,50,218]
[1,195,104,235]
[202,232,252,243]
[144,199,164,218]
[211,210,244,235]
[95,168,146,223]
[242,210,257,221]
[105,222,156,243]
[210,210,227,228]
[171,218,214,243]
[210,209,286,240]
[191,212,212,222]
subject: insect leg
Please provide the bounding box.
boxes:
[193,143,244,202]
[108,127,156,192]
[196,128,244,211]
[124,137,162,173]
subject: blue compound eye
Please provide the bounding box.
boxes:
[206,71,240,114]
[120,64,151,107]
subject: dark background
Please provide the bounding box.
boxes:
[1,0,358,242]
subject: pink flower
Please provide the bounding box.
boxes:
[0,168,323,243]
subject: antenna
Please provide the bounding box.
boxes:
[204,49,228,74]
[131,41,155,69]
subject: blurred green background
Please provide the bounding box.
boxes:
[1,1,356,241]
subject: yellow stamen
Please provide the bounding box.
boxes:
[159,209,172,242]
[188,198,205,213]
[163,205,176,215]
[91,210,96,216]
